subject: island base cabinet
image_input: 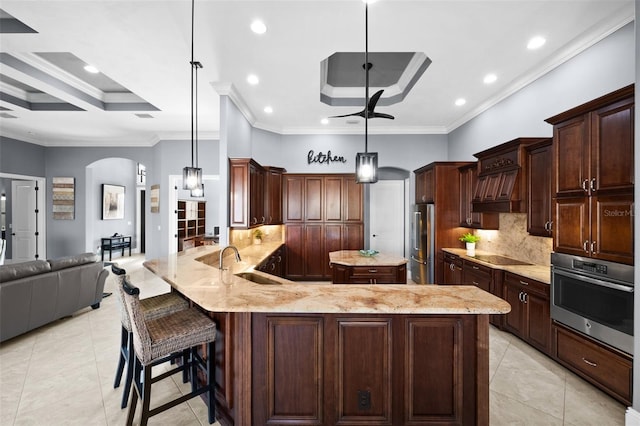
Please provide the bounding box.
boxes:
[251,313,488,426]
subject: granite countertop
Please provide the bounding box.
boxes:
[441,248,551,284]
[143,244,510,315]
[329,250,408,267]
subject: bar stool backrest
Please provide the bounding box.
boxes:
[119,277,153,365]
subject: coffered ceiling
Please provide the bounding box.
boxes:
[0,0,634,146]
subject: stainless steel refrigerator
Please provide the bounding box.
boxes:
[410,203,434,284]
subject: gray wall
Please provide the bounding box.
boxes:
[0,137,46,177]
[448,22,635,160]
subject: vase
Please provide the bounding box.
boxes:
[466,242,476,257]
[254,238,262,245]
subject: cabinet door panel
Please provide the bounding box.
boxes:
[502,282,524,337]
[554,115,589,196]
[592,194,634,265]
[343,223,364,250]
[285,224,304,279]
[553,197,589,257]
[324,176,343,221]
[343,177,363,222]
[592,98,634,193]
[324,224,343,278]
[229,161,249,227]
[284,175,304,222]
[305,177,323,221]
[527,143,553,236]
[526,292,551,353]
[252,315,324,424]
[304,224,325,279]
[496,170,518,201]
[337,319,392,422]
[481,173,502,202]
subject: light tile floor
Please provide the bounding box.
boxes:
[0,254,627,425]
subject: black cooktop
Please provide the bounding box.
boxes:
[470,254,532,266]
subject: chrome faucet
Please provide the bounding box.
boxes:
[219,245,241,270]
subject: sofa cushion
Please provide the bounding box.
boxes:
[0,260,51,282]
[48,252,98,272]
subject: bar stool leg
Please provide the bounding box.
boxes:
[207,341,215,424]
[114,326,127,388]
[121,331,135,409]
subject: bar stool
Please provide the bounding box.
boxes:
[111,264,190,409]
[119,276,217,425]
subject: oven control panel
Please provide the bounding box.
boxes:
[572,259,607,275]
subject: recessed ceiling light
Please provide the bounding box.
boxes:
[84,65,99,74]
[321,118,329,125]
[251,20,267,34]
[455,98,466,106]
[264,106,273,114]
[483,73,497,84]
[247,74,259,85]
[527,36,546,50]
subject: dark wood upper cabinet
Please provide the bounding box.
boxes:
[459,163,499,229]
[546,85,634,264]
[526,139,553,237]
[264,167,285,225]
[414,166,435,203]
[471,137,549,213]
[229,158,286,229]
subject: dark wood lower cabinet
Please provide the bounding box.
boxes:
[251,313,488,425]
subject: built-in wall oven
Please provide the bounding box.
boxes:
[551,252,634,355]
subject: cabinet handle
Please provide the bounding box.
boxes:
[547,221,553,233]
[472,281,479,286]
[581,179,589,192]
[590,241,596,253]
[466,218,472,225]
[582,357,598,367]
[590,178,596,192]
[277,256,282,262]
[518,291,524,302]
[368,269,377,273]
[523,293,528,304]
[583,240,590,253]
[270,263,276,271]
[252,217,258,225]
[450,263,455,271]
[519,280,529,286]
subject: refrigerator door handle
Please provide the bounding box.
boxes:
[413,211,422,251]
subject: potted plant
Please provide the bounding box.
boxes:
[459,232,480,256]
[252,228,264,245]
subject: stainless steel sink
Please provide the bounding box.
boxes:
[234,272,282,285]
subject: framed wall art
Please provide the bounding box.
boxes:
[150,184,160,213]
[102,184,125,220]
[52,177,75,220]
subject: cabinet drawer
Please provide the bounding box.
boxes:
[504,271,548,298]
[350,266,396,277]
[555,326,631,403]
[464,260,491,278]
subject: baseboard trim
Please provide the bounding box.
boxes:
[626,407,640,426]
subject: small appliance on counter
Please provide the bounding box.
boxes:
[410,204,434,284]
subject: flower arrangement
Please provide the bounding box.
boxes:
[458,232,480,244]
[253,228,264,240]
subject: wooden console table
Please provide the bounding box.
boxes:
[101,235,131,261]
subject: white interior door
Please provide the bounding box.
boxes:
[369,180,405,257]
[11,180,38,261]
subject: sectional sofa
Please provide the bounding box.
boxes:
[0,253,108,342]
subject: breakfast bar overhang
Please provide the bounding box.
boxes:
[144,245,511,426]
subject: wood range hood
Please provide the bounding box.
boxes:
[471,137,551,213]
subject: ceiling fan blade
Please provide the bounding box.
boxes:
[329,110,364,119]
[370,112,395,120]
[367,90,384,111]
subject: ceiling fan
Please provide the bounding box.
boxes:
[329,87,395,120]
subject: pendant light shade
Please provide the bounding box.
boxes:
[355,152,378,183]
[183,166,202,190]
[190,182,204,198]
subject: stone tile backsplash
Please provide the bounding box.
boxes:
[475,213,553,266]
[229,225,284,250]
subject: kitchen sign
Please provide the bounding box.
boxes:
[307,150,347,165]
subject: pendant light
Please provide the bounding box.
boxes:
[355,0,378,184]
[183,0,203,190]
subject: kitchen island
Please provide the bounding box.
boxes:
[144,245,510,426]
[329,249,408,284]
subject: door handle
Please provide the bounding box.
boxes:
[372,234,377,237]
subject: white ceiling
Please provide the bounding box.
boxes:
[0,0,634,147]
